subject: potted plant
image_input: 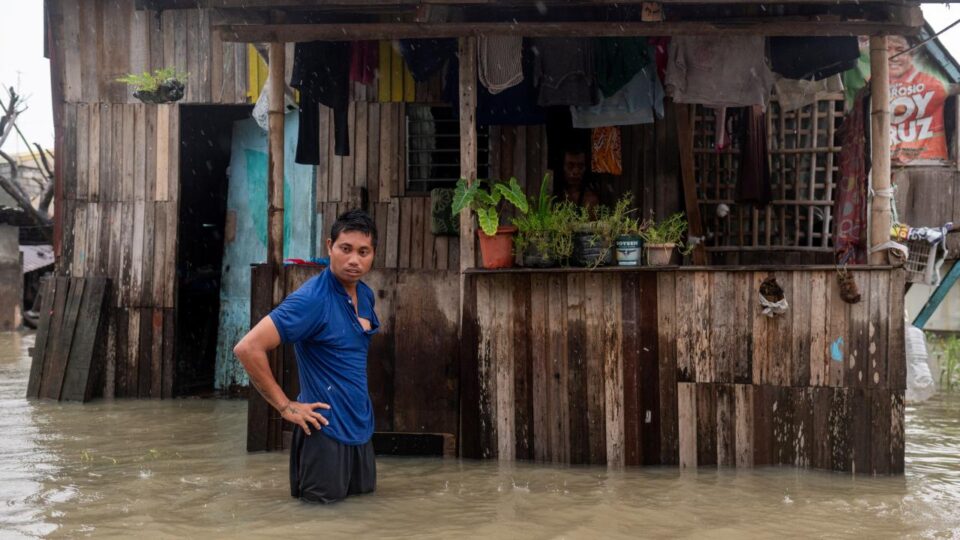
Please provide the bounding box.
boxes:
[452,177,528,269]
[615,215,648,266]
[117,68,188,104]
[512,174,577,267]
[571,194,639,268]
[640,212,688,267]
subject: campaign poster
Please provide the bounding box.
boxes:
[887,35,951,164]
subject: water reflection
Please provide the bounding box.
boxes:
[1,330,958,538]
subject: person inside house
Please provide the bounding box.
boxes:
[560,148,600,210]
[234,209,380,504]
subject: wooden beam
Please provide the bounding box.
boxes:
[869,36,892,266]
[217,16,923,42]
[675,104,708,266]
[458,36,478,274]
[143,0,922,10]
[267,42,285,303]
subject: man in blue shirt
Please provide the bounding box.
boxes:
[234,209,380,504]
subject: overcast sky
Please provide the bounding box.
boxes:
[2,3,960,155]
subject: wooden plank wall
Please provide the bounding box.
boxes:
[57,102,180,399]
[49,0,248,106]
[462,267,906,474]
[893,167,960,256]
[247,264,461,452]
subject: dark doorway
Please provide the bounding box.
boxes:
[174,105,252,396]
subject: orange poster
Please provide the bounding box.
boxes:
[888,36,950,164]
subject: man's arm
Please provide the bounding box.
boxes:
[233,316,330,435]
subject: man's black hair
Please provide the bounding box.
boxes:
[330,209,377,248]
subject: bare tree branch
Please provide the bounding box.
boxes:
[0,150,30,202]
[35,143,54,180]
[0,174,52,242]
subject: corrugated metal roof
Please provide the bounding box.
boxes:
[19,244,54,274]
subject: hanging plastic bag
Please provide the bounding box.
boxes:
[905,324,936,403]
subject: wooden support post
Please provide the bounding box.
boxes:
[675,103,708,266]
[267,42,285,303]
[869,36,892,265]
[458,36,478,273]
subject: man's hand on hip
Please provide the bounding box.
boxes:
[282,401,331,435]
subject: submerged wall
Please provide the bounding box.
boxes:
[461,267,906,474]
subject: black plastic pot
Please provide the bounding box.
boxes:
[134,79,185,104]
[573,232,614,267]
[522,245,556,268]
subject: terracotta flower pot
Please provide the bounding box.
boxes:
[645,243,675,266]
[478,226,517,269]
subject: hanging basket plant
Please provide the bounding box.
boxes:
[117,68,188,104]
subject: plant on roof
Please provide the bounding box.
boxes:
[451,176,528,236]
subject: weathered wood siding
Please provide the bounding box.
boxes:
[248,264,461,452]
[462,267,906,474]
[47,0,248,105]
[57,102,179,399]
[893,167,960,255]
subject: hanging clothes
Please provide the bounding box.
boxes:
[349,41,378,86]
[479,35,524,95]
[841,44,870,111]
[773,74,844,112]
[291,41,351,161]
[399,39,457,82]
[570,64,664,128]
[834,87,871,265]
[665,36,775,109]
[531,38,598,107]
[648,37,670,84]
[714,107,732,152]
[735,105,772,208]
[769,37,860,81]
[595,37,650,98]
[591,127,622,175]
[443,46,546,126]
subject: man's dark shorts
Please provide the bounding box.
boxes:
[290,427,376,504]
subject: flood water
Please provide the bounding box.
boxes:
[2,330,959,538]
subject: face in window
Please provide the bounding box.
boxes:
[326,230,375,284]
[563,152,586,184]
[887,36,914,79]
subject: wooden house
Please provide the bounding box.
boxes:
[43,0,953,472]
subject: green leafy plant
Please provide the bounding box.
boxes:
[640,212,688,246]
[933,333,960,391]
[512,174,578,263]
[116,67,189,93]
[452,177,527,236]
[570,193,642,268]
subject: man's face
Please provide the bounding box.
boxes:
[326,230,375,285]
[563,152,586,184]
[888,36,914,79]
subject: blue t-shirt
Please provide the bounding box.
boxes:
[268,269,380,445]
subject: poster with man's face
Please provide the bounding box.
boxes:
[886,36,950,164]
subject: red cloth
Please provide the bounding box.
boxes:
[835,88,870,264]
[648,37,670,84]
[350,41,378,85]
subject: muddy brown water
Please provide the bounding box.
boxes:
[2,331,959,539]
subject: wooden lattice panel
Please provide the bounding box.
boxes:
[693,95,844,253]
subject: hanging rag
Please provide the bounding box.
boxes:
[570,64,664,128]
[734,105,772,208]
[834,87,871,265]
[479,35,524,95]
[773,74,844,112]
[665,36,775,109]
[714,107,731,152]
[591,127,623,175]
[648,37,670,84]
[769,36,860,81]
[443,46,546,126]
[595,37,650,98]
[399,39,457,82]
[349,41,379,86]
[291,41,351,161]
[531,38,598,107]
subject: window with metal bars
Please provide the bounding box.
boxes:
[405,105,490,193]
[693,95,845,254]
